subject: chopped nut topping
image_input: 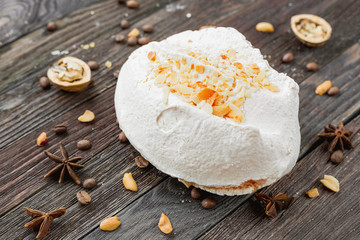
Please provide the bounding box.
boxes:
[128,28,140,38]
[147,48,278,123]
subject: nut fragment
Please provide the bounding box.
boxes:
[105,61,112,68]
[47,56,92,92]
[306,188,319,198]
[39,77,51,89]
[76,191,92,205]
[128,28,140,38]
[291,14,332,47]
[78,110,95,122]
[330,150,343,164]
[315,80,332,95]
[148,51,156,61]
[320,175,339,192]
[100,216,121,231]
[134,156,149,168]
[306,62,319,71]
[158,213,173,234]
[36,132,48,146]
[327,86,339,96]
[123,173,138,191]
[255,22,274,32]
[118,131,128,142]
[199,26,216,30]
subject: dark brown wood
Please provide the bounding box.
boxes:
[0,0,102,46]
[200,115,360,240]
[0,0,359,239]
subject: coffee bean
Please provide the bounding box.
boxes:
[330,150,343,164]
[76,191,92,205]
[327,86,340,96]
[127,37,137,46]
[126,0,139,9]
[39,77,50,89]
[142,24,154,33]
[135,156,149,168]
[138,37,150,45]
[77,140,92,150]
[306,62,319,71]
[47,22,57,31]
[118,0,126,4]
[83,178,97,189]
[201,198,216,209]
[282,52,294,63]
[118,131,128,142]
[115,34,125,43]
[53,124,67,134]
[120,19,130,29]
[113,70,120,78]
[88,61,99,70]
[190,188,201,199]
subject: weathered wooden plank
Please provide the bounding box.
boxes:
[199,115,360,240]
[0,0,359,239]
[0,0,102,46]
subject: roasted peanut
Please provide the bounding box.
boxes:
[255,22,274,32]
[37,132,48,146]
[158,213,173,234]
[100,216,121,231]
[78,110,95,122]
[123,173,138,191]
[320,175,339,192]
[306,188,319,198]
[315,80,332,95]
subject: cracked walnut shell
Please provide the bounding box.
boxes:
[291,14,332,47]
[47,56,92,92]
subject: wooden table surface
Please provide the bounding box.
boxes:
[1,0,359,239]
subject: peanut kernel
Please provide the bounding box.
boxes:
[100,216,121,231]
[320,175,339,192]
[255,22,274,32]
[158,213,173,234]
[315,80,332,95]
[78,110,95,122]
[36,132,48,146]
[195,65,205,74]
[306,188,319,198]
[128,28,140,38]
[148,51,156,61]
[123,173,138,191]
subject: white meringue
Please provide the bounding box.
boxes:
[115,27,300,195]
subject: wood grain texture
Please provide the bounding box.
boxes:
[0,0,102,46]
[0,0,359,239]
[200,115,360,240]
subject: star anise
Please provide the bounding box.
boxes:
[255,192,294,218]
[318,122,353,152]
[24,207,66,239]
[44,143,84,184]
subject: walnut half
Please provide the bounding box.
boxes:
[291,14,332,47]
[47,56,91,92]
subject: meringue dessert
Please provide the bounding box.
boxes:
[115,27,300,195]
